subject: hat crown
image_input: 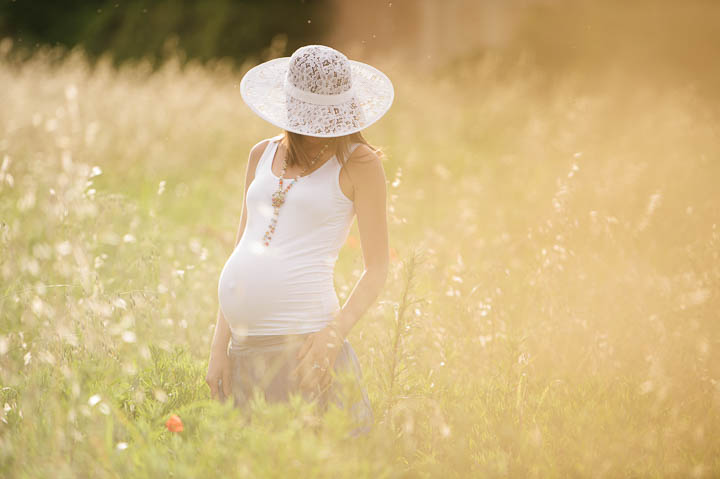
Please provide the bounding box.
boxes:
[286,45,353,96]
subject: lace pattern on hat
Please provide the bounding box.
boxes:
[240,45,394,137]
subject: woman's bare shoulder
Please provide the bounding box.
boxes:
[343,143,386,191]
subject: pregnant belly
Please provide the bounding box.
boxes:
[217,244,338,335]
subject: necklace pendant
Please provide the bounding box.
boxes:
[271,190,285,208]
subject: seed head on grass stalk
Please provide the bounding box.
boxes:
[383,248,427,418]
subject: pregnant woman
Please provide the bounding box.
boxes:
[206,45,394,435]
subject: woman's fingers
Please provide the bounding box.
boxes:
[297,353,326,391]
[318,370,332,393]
[292,349,310,379]
[206,375,219,399]
[222,365,232,400]
[292,337,317,378]
[296,334,315,360]
[298,366,322,392]
[292,333,337,394]
[295,353,318,388]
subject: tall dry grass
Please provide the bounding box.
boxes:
[1,39,719,477]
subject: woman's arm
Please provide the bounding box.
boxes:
[294,144,390,392]
[209,139,270,353]
[330,145,390,338]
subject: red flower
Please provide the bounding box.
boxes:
[165,414,183,433]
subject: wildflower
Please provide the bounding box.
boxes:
[165,414,183,433]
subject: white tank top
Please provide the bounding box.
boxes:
[217,134,360,338]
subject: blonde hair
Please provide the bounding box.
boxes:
[280,130,384,171]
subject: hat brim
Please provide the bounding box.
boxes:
[240,57,394,138]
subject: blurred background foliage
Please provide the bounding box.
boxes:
[1,0,719,100]
[0,0,329,66]
[1,0,720,476]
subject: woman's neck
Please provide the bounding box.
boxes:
[299,136,327,148]
[298,136,333,156]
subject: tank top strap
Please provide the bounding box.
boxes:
[337,142,365,167]
[254,135,283,177]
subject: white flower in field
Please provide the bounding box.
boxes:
[88,394,101,406]
[154,389,168,403]
[123,234,136,243]
[24,257,39,276]
[31,297,44,316]
[17,190,36,211]
[116,442,128,451]
[65,84,78,101]
[89,166,102,178]
[35,281,47,296]
[680,288,711,307]
[85,122,100,145]
[39,350,56,365]
[157,180,166,195]
[32,242,52,260]
[518,352,529,365]
[56,240,72,256]
[113,297,128,310]
[478,335,493,347]
[172,269,185,279]
[98,403,111,416]
[639,380,653,394]
[647,192,662,215]
[433,163,450,180]
[189,238,202,254]
[23,351,31,365]
[123,362,137,375]
[121,331,136,343]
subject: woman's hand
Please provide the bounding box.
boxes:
[206,346,232,402]
[292,323,345,397]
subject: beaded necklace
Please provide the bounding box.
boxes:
[263,142,330,246]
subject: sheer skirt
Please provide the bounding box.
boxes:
[227,333,373,436]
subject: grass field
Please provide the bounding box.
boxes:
[1,41,719,477]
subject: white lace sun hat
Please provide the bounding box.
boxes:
[239,44,394,138]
